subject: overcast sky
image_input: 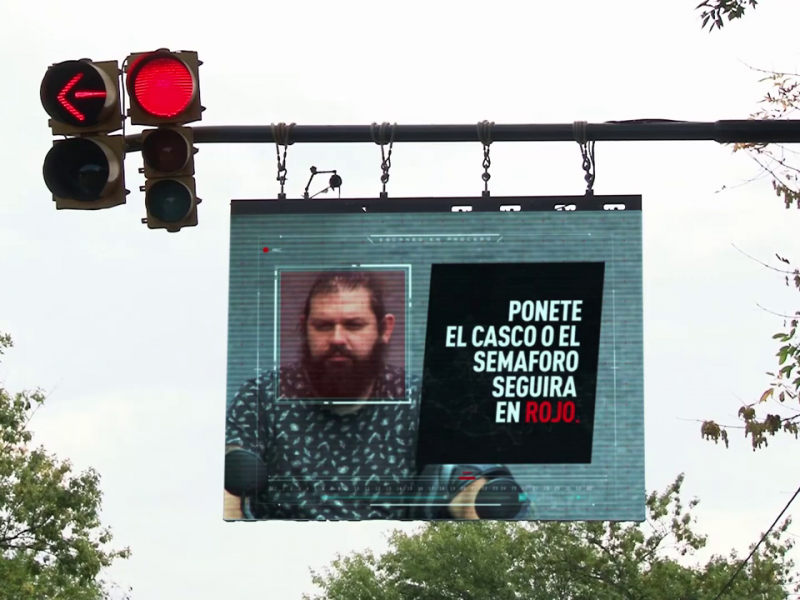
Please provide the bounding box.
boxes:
[2,0,800,598]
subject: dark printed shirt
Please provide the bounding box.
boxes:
[226,363,421,520]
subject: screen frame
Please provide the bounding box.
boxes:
[230,195,642,215]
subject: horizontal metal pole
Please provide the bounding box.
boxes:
[121,119,800,153]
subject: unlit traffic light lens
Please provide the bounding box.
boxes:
[146,180,193,223]
[43,138,118,202]
[142,129,191,173]
[128,55,195,118]
[40,60,114,127]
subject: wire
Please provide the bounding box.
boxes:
[710,481,800,600]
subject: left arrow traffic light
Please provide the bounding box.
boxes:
[40,59,128,210]
[41,60,122,136]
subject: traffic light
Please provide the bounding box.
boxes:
[125,50,203,232]
[40,59,127,210]
[140,126,200,232]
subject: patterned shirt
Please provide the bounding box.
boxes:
[226,363,421,520]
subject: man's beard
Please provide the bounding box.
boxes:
[302,339,387,399]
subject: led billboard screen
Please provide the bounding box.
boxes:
[224,195,644,521]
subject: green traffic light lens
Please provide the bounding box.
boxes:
[146,180,193,223]
[43,138,111,202]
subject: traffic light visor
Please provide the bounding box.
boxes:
[40,60,116,128]
[142,128,191,173]
[146,180,194,223]
[128,54,196,119]
[43,138,121,202]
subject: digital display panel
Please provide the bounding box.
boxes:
[224,195,644,521]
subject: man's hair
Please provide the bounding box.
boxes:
[301,271,388,333]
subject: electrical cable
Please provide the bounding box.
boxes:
[710,481,800,600]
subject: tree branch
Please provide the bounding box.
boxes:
[756,303,800,320]
[731,244,797,275]
[683,412,800,430]
[0,526,35,548]
[737,60,800,79]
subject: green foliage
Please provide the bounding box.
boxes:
[0,334,130,600]
[697,0,760,31]
[304,475,798,600]
[701,254,800,451]
[694,2,800,448]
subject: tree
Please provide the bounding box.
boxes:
[693,1,800,451]
[304,475,798,600]
[0,333,130,600]
[700,250,800,451]
[697,0,760,31]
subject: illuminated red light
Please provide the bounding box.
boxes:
[57,73,85,121]
[131,57,195,118]
[458,470,476,480]
[41,60,113,128]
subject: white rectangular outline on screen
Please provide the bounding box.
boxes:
[268,263,413,405]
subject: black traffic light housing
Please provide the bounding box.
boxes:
[40,60,123,136]
[142,177,200,232]
[139,126,201,232]
[125,49,203,232]
[40,59,128,210]
[44,135,127,210]
[141,127,196,178]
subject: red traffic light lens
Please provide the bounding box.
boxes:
[40,60,114,127]
[142,129,190,174]
[129,55,195,119]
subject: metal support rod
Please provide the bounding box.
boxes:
[121,119,800,153]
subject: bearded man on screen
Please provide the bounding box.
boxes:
[224,270,528,521]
